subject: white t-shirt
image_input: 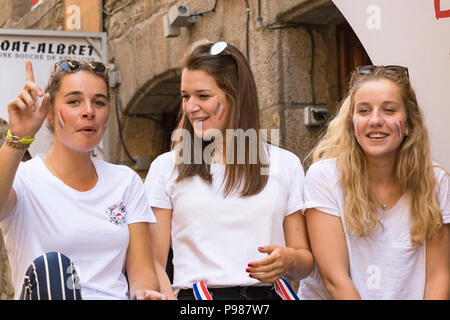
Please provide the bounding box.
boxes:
[0,155,156,300]
[144,144,304,292]
[298,158,450,300]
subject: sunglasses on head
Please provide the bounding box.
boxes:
[48,59,109,88]
[356,65,409,78]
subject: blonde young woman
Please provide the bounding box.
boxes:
[299,65,449,300]
[145,40,313,300]
[0,60,164,300]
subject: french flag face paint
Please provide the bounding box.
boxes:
[213,102,221,116]
[212,101,226,121]
[57,110,65,129]
[218,105,226,122]
[218,108,226,121]
[394,120,403,138]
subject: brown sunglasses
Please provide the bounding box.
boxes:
[356,65,409,78]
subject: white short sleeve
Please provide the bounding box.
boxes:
[12,164,27,210]
[144,153,173,210]
[285,155,305,215]
[435,166,450,224]
[303,159,340,217]
[125,171,157,224]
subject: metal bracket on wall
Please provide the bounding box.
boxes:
[86,37,103,57]
[304,105,328,127]
[108,64,122,88]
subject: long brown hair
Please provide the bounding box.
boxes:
[172,40,268,197]
[310,67,443,244]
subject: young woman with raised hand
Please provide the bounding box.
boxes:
[145,40,313,300]
[0,60,165,300]
[299,65,449,299]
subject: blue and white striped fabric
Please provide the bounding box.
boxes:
[20,252,82,300]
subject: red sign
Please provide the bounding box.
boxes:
[435,0,450,19]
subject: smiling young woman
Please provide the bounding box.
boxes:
[181,69,229,140]
[353,80,409,158]
[0,60,165,300]
[145,40,313,300]
[299,65,449,300]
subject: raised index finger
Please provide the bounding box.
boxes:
[25,60,35,83]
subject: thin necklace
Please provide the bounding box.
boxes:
[46,156,97,186]
[374,183,396,211]
[375,193,389,211]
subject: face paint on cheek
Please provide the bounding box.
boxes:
[57,110,65,129]
[394,120,403,138]
[218,104,226,122]
[213,102,221,116]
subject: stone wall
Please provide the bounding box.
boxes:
[0,0,64,30]
[103,0,342,168]
[0,0,345,298]
[1,0,343,167]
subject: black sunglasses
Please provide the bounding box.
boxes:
[356,65,409,78]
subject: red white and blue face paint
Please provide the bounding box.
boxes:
[394,120,403,138]
[213,101,226,122]
[58,109,65,129]
[213,101,221,115]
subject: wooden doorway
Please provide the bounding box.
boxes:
[336,22,372,99]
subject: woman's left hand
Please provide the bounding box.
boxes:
[135,289,167,300]
[246,246,297,283]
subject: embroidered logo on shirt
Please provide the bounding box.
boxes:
[107,202,127,226]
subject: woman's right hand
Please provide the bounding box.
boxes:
[7,60,51,139]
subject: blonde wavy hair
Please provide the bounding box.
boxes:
[310,67,443,245]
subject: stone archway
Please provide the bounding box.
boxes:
[111,70,182,279]
[108,69,182,177]
[126,68,182,154]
